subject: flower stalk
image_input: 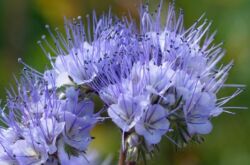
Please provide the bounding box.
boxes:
[118,148,126,165]
[118,148,137,165]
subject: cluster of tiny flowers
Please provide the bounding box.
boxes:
[96,4,243,158]
[0,72,98,164]
[0,2,243,165]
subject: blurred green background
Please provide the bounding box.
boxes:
[0,0,249,164]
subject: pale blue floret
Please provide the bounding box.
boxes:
[108,94,144,132]
[135,104,170,144]
[62,111,94,151]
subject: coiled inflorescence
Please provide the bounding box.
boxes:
[0,72,98,164]
[0,2,244,165]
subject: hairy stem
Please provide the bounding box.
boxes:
[118,132,137,165]
[118,148,126,165]
[118,147,137,165]
[127,161,136,165]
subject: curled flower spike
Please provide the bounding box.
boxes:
[1,1,244,165]
[41,13,138,89]
[96,2,244,161]
[0,72,98,164]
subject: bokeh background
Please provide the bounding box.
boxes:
[0,0,249,164]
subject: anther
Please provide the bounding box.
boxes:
[41,35,46,40]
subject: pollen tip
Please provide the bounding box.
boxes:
[17,58,22,63]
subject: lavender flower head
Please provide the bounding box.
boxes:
[96,2,244,161]
[0,1,244,165]
[0,72,98,164]
[41,13,137,89]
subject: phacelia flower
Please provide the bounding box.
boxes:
[0,72,98,164]
[3,1,243,164]
[135,104,170,145]
[40,14,137,89]
[97,2,244,157]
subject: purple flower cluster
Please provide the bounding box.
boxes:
[0,73,98,164]
[96,4,242,153]
[0,2,244,164]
